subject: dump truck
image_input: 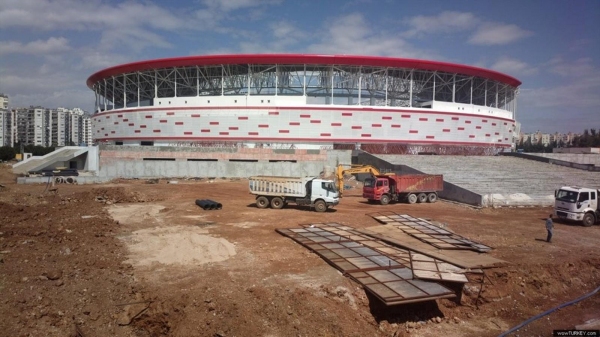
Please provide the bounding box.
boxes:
[249,176,339,212]
[554,186,600,226]
[363,174,444,205]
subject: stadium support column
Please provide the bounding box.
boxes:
[123,74,127,108]
[409,70,413,107]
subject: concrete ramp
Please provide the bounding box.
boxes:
[366,155,599,207]
[12,147,89,175]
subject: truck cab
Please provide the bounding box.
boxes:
[307,179,340,204]
[554,186,600,226]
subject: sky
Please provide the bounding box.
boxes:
[0,0,599,134]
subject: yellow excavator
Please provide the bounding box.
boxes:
[335,164,387,197]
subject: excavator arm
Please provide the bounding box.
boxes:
[335,164,382,197]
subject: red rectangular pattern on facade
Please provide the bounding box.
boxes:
[469,135,475,138]
[505,138,509,140]
[382,116,392,120]
[191,114,200,118]
[123,119,128,122]
[419,118,428,121]
[105,116,109,119]
[443,129,450,132]
[458,127,464,130]
[310,120,321,123]
[495,132,500,135]
[476,126,482,129]
[167,112,175,115]
[248,132,258,135]
[401,114,411,118]
[269,111,279,115]
[290,122,300,126]
[210,121,219,125]
[279,130,289,133]
[409,130,418,134]
[101,128,104,130]
[153,130,160,133]
[504,122,508,125]
[452,117,459,120]
[331,123,342,126]
[361,134,371,137]
[492,123,497,126]
[436,119,444,122]
[134,130,140,133]
[351,126,362,129]
[372,124,382,127]
[238,116,248,120]
[114,122,119,125]
[426,136,435,139]
[465,120,471,124]
[117,114,123,118]
[300,114,310,118]
[482,119,488,123]
[111,131,115,134]
[104,134,108,136]
[201,129,210,133]
[342,113,352,116]
[229,127,238,130]
[219,132,228,135]
[486,134,491,137]
[128,123,134,126]
[258,124,268,128]
[320,133,331,136]
[391,124,401,128]
[140,125,146,128]
[145,115,152,119]
[175,122,184,125]
[160,120,167,123]
[184,132,192,135]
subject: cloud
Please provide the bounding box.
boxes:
[546,57,597,78]
[469,23,533,45]
[201,0,282,12]
[0,37,71,55]
[490,57,537,77]
[404,11,478,37]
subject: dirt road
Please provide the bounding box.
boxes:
[1,164,599,336]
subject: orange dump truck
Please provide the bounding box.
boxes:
[363,174,444,205]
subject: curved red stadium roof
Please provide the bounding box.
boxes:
[86,54,521,88]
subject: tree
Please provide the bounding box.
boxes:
[0,146,17,161]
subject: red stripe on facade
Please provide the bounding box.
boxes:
[128,123,134,126]
[219,132,229,135]
[310,120,321,123]
[191,114,201,118]
[458,127,464,130]
[469,135,475,138]
[289,122,300,126]
[495,132,500,135]
[476,126,482,129]
[485,134,491,137]
[361,134,371,137]
[167,112,175,116]
[101,128,104,130]
[269,111,279,115]
[382,116,392,120]
[153,130,160,133]
[300,114,310,118]
[145,115,152,119]
[258,124,269,128]
[492,123,497,126]
[117,114,123,118]
[504,122,508,125]
[419,118,428,121]
[482,119,488,123]
[443,129,451,132]
[401,114,411,118]
[229,126,238,130]
[111,131,115,134]
[391,124,401,128]
[134,130,140,133]
[331,122,342,126]
[372,124,382,127]
[123,119,128,122]
[505,138,509,140]
[201,129,210,133]
[175,122,184,125]
[248,132,258,136]
[114,122,119,125]
[140,125,146,128]
[184,132,192,135]
[210,121,219,125]
[320,133,331,136]
[465,120,471,124]
[351,126,362,129]
[436,118,444,122]
[342,112,352,116]
[409,130,418,134]
[105,116,109,119]
[279,130,289,133]
[238,116,248,120]
[452,117,459,120]
[426,136,435,139]
[160,120,167,123]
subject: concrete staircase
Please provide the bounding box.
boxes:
[12,147,89,175]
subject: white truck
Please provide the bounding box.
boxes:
[554,186,600,226]
[249,176,339,212]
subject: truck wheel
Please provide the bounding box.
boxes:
[380,194,390,205]
[256,196,269,209]
[427,193,438,203]
[408,194,417,204]
[417,193,427,203]
[271,197,284,209]
[314,200,327,212]
[582,213,595,227]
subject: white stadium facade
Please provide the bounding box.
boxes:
[87,54,521,153]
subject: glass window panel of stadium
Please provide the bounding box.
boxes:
[92,64,517,113]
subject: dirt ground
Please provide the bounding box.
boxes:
[1,163,599,337]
